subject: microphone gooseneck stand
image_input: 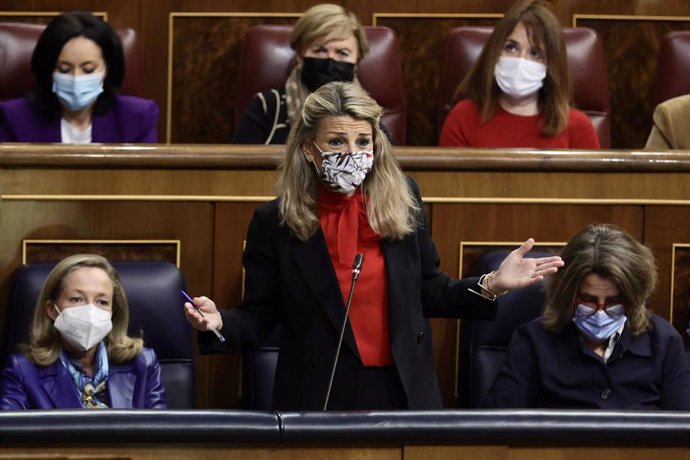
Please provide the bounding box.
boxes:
[323,253,364,411]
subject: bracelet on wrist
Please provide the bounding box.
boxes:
[468,271,509,301]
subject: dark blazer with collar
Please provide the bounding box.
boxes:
[0,95,159,143]
[232,88,288,145]
[485,315,690,410]
[199,178,496,410]
[0,347,166,409]
[232,88,395,145]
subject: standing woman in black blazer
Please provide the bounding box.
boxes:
[185,81,563,411]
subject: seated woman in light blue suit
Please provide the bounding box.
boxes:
[0,11,158,143]
[0,254,166,409]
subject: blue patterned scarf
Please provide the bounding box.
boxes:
[59,341,110,408]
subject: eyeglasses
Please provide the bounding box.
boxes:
[574,300,625,318]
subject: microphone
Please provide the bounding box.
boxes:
[323,253,364,410]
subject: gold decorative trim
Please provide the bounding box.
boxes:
[669,243,690,325]
[166,13,174,145]
[0,194,275,202]
[572,14,690,27]
[22,239,181,267]
[426,198,690,205]
[0,11,62,16]
[169,12,302,19]
[166,12,301,143]
[372,12,503,26]
[0,11,108,20]
[241,240,247,299]
[5,195,690,206]
[239,238,247,400]
[455,240,566,399]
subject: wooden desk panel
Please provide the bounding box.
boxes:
[406,446,688,460]
[0,445,685,460]
[1,145,689,408]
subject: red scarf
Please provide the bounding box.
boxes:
[318,186,392,366]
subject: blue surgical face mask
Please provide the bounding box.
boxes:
[52,71,105,111]
[572,304,627,341]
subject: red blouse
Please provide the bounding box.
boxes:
[317,186,392,367]
[438,99,600,148]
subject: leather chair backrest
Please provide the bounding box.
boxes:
[242,318,433,409]
[235,24,407,144]
[3,261,195,409]
[242,326,281,410]
[652,31,690,107]
[437,26,611,148]
[458,250,547,408]
[0,22,145,101]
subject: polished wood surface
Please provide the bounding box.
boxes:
[5,143,690,170]
[1,144,689,408]
[406,446,688,460]
[0,445,686,460]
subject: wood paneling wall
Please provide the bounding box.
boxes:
[1,145,690,410]
[2,1,690,147]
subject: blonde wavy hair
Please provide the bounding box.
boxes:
[277,81,419,242]
[542,224,656,336]
[25,254,143,366]
[291,3,369,62]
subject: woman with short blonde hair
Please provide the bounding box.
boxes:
[233,3,370,144]
[290,3,368,64]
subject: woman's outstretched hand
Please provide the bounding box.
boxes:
[490,238,564,293]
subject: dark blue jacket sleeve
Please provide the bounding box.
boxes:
[659,324,690,410]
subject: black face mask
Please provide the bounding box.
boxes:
[300,57,356,92]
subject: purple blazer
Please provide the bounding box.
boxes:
[0,95,159,143]
[0,347,166,409]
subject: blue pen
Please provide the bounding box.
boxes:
[180,290,226,342]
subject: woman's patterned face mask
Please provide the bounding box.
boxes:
[312,142,374,193]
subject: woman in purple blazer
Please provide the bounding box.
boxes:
[0,11,158,143]
[0,254,166,409]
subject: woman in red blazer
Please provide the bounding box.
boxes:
[185,81,563,411]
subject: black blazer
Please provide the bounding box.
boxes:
[200,178,496,410]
